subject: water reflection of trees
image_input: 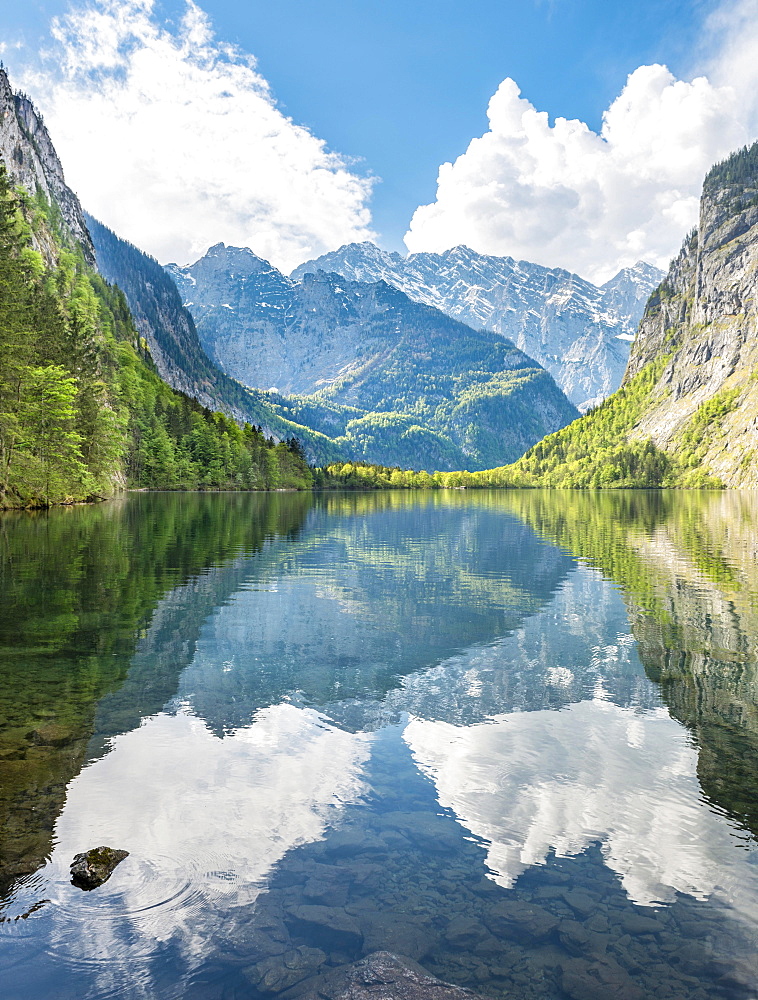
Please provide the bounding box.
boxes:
[507,490,758,840]
[0,492,312,896]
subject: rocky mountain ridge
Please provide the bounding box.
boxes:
[86,214,277,427]
[622,142,758,486]
[0,68,94,266]
[167,244,579,470]
[293,243,663,411]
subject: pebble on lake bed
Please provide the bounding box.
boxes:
[70,846,129,890]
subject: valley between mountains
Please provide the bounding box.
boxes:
[0,63,757,506]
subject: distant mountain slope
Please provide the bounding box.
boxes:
[167,244,579,470]
[470,141,758,489]
[293,243,662,411]
[87,215,260,417]
[85,216,350,464]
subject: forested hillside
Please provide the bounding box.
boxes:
[87,215,350,466]
[0,167,311,508]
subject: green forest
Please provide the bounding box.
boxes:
[318,352,729,491]
[0,166,312,509]
[6,130,754,508]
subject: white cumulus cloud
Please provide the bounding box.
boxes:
[21,0,376,270]
[405,21,758,283]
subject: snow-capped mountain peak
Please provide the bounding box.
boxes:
[292,243,664,410]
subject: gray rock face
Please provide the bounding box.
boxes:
[70,846,129,890]
[168,245,372,397]
[290,951,496,1000]
[624,143,758,487]
[85,215,282,432]
[293,243,662,411]
[0,68,95,267]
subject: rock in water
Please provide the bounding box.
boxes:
[70,846,129,890]
[291,951,496,1000]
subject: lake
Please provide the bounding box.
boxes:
[1,490,757,1000]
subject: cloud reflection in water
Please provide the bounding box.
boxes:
[404,699,758,908]
[42,704,369,978]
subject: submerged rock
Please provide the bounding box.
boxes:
[244,945,327,994]
[28,723,75,747]
[70,846,129,890]
[284,903,364,953]
[290,951,496,1000]
[484,899,559,943]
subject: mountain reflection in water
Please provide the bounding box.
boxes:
[1,490,757,1000]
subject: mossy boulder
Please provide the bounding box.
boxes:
[70,846,129,890]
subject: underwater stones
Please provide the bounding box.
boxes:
[585,913,609,934]
[620,912,665,936]
[558,919,594,956]
[377,829,411,850]
[292,951,496,1000]
[532,884,565,901]
[358,912,437,962]
[472,876,500,896]
[303,876,349,907]
[443,916,486,950]
[323,829,387,859]
[228,917,290,959]
[560,955,645,1000]
[244,945,327,993]
[285,904,364,953]
[483,900,559,943]
[374,812,462,853]
[668,940,713,977]
[561,888,600,918]
[70,846,129,889]
[28,722,75,747]
[344,862,385,890]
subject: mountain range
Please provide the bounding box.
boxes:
[165,245,578,470]
[0,68,652,476]
[2,58,756,496]
[293,243,663,411]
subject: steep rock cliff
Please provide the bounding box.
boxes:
[0,68,94,266]
[625,142,758,486]
[493,143,758,489]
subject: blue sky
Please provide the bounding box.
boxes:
[3,1,757,279]
[157,0,710,248]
